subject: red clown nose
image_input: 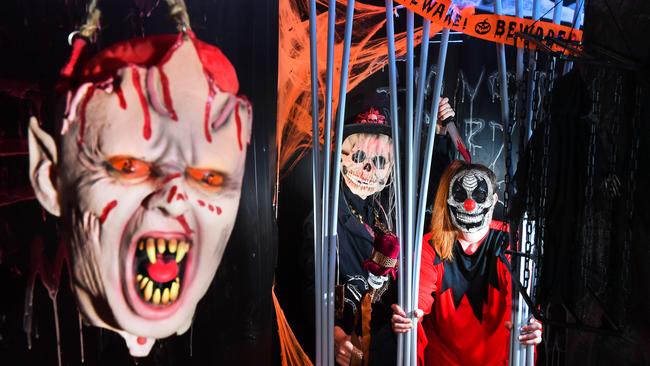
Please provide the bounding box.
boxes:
[463,198,477,212]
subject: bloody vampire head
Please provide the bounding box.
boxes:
[27,32,252,355]
[446,163,497,233]
[340,107,393,199]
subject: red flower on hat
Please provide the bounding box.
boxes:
[355,107,386,125]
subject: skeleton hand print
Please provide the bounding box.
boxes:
[341,133,393,199]
[447,167,498,233]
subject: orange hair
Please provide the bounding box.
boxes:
[429,160,467,261]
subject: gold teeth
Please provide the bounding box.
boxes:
[137,276,181,306]
[137,237,191,264]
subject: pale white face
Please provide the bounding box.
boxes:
[28,39,252,353]
[341,133,393,199]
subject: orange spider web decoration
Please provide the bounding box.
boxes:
[277,0,441,175]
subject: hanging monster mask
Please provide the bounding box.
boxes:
[341,107,393,199]
[447,166,498,233]
[28,31,252,356]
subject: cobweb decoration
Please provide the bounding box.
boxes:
[277,0,441,174]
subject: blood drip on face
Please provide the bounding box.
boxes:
[115,84,127,110]
[99,200,118,223]
[131,66,152,140]
[234,101,243,150]
[175,215,193,235]
[77,85,96,145]
[167,186,178,204]
[203,85,216,143]
[157,66,178,121]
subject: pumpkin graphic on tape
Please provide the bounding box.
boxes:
[475,18,492,35]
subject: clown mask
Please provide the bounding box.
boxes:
[341,133,393,199]
[447,167,497,233]
[28,33,252,355]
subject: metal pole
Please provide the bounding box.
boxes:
[525,0,540,140]
[515,0,524,81]
[327,2,355,365]
[308,0,323,364]
[321,1,336,364]
[414,20,431,172]
[404,10,416,366]
[563,0,584,74]
[384,1,405,364]
[411,27,450,366]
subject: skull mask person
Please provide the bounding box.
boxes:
[341,107,394,199]
[27,32,252,356]
[447,166,498,233]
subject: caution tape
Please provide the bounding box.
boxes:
[394,0,582,49]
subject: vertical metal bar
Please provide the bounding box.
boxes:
[494,0,511,176]
[308,1,323,364]
[404,10,415,366]
[414,19,431,173]
[327,1,355,365]
[321,1,336,364]
[384,1,405,364]
[563,0,584,74]
[515,0,524,81]
[525,0,540,140]
[411,27,450,366]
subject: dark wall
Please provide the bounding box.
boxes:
[0,1,278,365]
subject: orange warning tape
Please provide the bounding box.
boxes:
[395,0,582,50]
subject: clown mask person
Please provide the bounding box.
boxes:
[391,161,543,366]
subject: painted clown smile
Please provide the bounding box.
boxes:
[449,206,490,228]
[132,236,191,307]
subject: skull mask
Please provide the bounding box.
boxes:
[447,167,497,233]
[341,133,393,199]
[28,33,252,356]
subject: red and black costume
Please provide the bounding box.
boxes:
[417,221,511,366]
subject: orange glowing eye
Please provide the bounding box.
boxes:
[186,167,225,190]
[107,156,151,179]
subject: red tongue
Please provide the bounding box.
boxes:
[147,254,179,283]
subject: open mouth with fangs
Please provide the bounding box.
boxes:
[132,236,191,307]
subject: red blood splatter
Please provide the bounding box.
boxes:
[203,85,216,143]
[208,205,214,212]
[176,193,186,201]
[99,200,118,224]
[176,215,193,235]
[77,85,96,145]
[137,337,147,345]
[234,101,243,151]
[197,200,205,207]
[167,186,178,203]
[216,206,222,215]
[158,66,178,121]
[131,67,152,140]
[115,84,127,109]
[162,173,182,184]
[456,139,472,163]
[147,255,178,283]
